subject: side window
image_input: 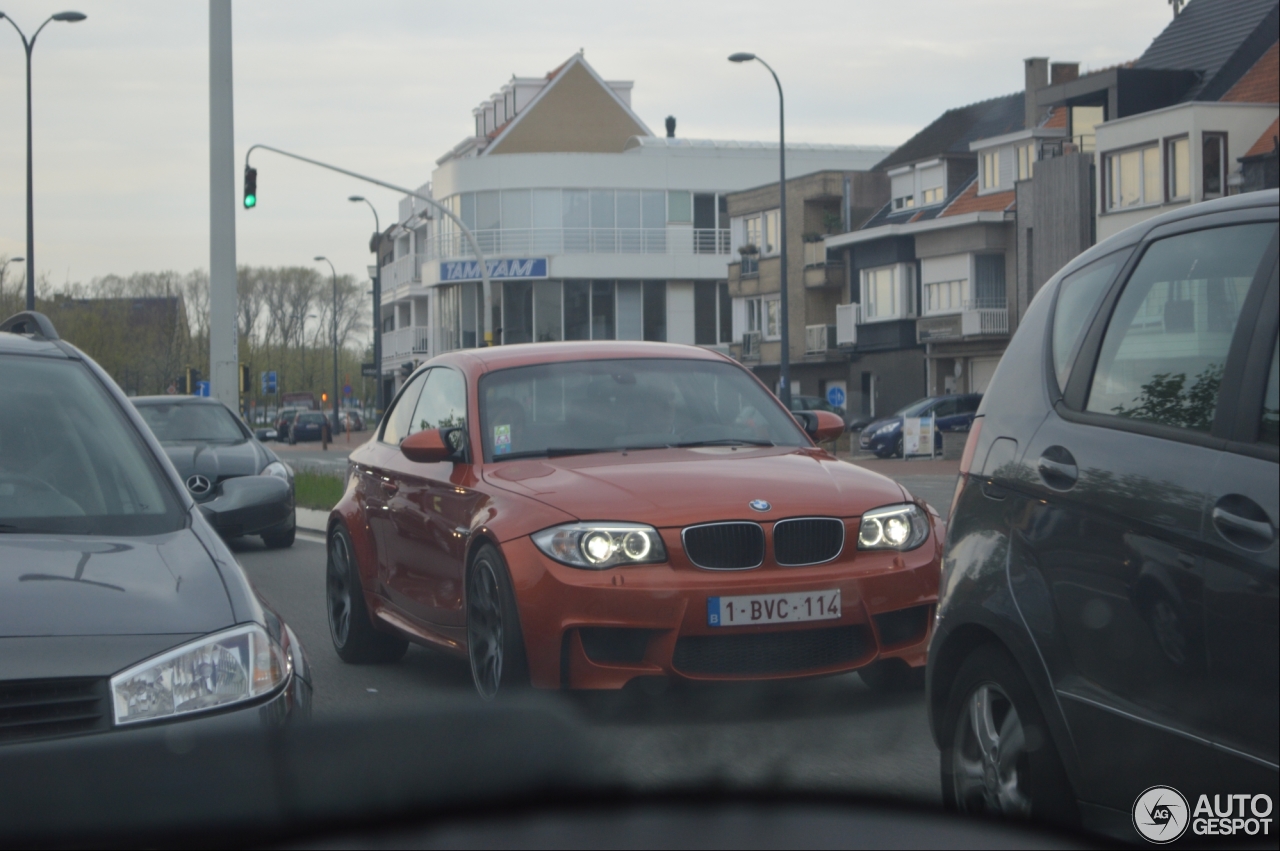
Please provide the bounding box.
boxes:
[959,396,981,414]
[1085,223,1276,432]
[1052,250,1130,390]
[932,398,958,417]
[407,368,467,435]
[1261,335,1279,447]
[380,371,429,445]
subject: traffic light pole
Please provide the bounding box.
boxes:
[208,0,239,411]
[243,144,496,347]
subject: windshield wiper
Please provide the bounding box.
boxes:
[493,445,670,462]
[675,438,775,448]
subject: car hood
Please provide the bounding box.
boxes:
[482,446,908,526]
[0,530,236,637]
[162,440,265,484]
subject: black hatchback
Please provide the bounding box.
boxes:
[928,190,1278,842]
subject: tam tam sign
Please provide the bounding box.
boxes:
[440,258,548,282]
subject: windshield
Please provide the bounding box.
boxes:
[297,413,324,425]
[479,358,807,462]
[0,357,184,535]
[135,402,247,442]
[892,398,935,418]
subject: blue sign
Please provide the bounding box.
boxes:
[262,371,277,394]
[439,257,547,282]
[343,384,352,396]
[194,380,211,397]
[827,386,846,407]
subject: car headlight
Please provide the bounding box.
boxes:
[875,423,897,436]
[110,624,290,726]
[857,503,930,551]
[261,461,291,480]
[531,522,667,569]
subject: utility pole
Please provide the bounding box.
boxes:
[208,0,238,409]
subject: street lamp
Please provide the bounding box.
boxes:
[348,195,383,420]
[0,10,87,310]
[1,256,24,297]
[314,256,339,438]
[729,51,791,409]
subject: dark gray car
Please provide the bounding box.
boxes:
[927,190,1278,841]
[132,396,296,548]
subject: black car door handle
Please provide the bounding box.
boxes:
[1037,447,1078,490]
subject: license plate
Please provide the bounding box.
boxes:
[707,589,841,627]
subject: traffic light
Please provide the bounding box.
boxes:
[175,373,188,394]
[243,166,257,209]
[239,364,250,393]
[321,392,329,403]
[186,367,201,395]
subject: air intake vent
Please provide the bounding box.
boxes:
[873,605,931,647]
[673,626,870,676]
[773,517,845,566]
[681,522,765,570]
[0,678,109,744]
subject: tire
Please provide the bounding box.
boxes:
[939,644,1078,829]
[466,544,529,700]
[859,658,925,692]
[894,436,904,458]
[262,522,295,549]
[326,526,408,664]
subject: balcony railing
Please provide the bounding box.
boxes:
[961,307,1009,337]
[803,242,828,267]
[382,326,431,361]
[739,254,759,275]
[835,303,860,346]
[805,324,836,354]
[382,254,424,289]
[1038,134,1096,159]
[413,227,730,261]
[741,331,761,359]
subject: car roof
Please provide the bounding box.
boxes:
[436,340,731,373]
[0,331,71,358]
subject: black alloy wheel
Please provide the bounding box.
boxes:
[326,526,407,664]
[466,544,528,700]
[940,645,1078,828]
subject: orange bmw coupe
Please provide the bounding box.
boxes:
[326,342,942,699]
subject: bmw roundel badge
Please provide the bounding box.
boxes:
[749,499,771,512]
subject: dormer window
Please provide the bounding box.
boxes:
[893,195,916,211]
[981,150,1000,190]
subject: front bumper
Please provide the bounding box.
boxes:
[504,526,940,690]
[859,430,897,454]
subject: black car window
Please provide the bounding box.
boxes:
[957,395,981,414]
[136,403,246,442]
[931,398,958,417]
[1261,334,1279,447]
[1051,250,1130,391]
[1086,223,1275,432]
[407,368,467,435]
[0,356,184,535]
[380,370,429,445]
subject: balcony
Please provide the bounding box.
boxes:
[917,300,1009,342]
[382,326,430,362]
[961,306,1009,337]
[740,331,762,360]
[805,324,836,355]
[835,303,860,347]
[382,254,424,290]
[804,262,843,289]
[803,241,828,267]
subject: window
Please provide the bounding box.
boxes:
[763,210,779,255]
[667,190,692,224]
[564,281,590,340]
[534,280,562,342]
[1017,143,1035,180]
[381,370,429,444]
[1166,137,1190,200]
[502,281,533,345]
[694,282,718,346]
[745,297,763,335]
[591,280,615,339]
[1202,132,1226,199]
[924,280,966,314]
[719,282,733,344]
[862,265,911,320]
[893,195,916,211]
[407,368,467,435]
[921,187,944,205]
[919,164,944,206]
[1106,144,1160,210]
[1261,335,1278,447]
[1086,223,1274,431]
[643,281,666,342]
[1051,251,1130,390]
[744,215,762,251]
[764,296,781,339]
[981,150,999,190]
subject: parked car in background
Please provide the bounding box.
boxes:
[327,342,943,700]
[330,410,364,434]
[789,394,845,420]
[0,311,311,746]
[928,190,1278,840]
[289,411,326,444]
[858,395,982,458]
[275,407,301,441]
[132,396,297,548]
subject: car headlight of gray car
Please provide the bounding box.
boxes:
[110,624,291,726]
[261,460,291,480]
[857,503,930,551]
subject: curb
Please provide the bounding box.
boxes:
[297,507,330,534]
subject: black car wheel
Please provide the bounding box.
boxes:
[262,522,295,549]
[894,436,904,458]
[940,645,1077,828]
[466,544,528,700]
[327,526,408,664]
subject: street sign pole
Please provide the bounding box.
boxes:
[208,0,239,410]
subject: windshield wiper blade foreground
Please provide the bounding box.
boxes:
[494,445,671,462]
[674,439,775,448]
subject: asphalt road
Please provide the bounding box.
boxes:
[232,533,943,805]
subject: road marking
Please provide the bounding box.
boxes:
[296,531,327,545]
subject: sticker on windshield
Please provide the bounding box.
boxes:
[493,424,511,455]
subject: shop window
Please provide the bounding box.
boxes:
[591,281,615,340]
[564,281,590,340]
[694,282,718,345]
[643,282,666,342]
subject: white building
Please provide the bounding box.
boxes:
[378,53,889,394]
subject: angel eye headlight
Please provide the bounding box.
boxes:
[110,624,290,726]
[532,523,667,570]
[858,504,929,551]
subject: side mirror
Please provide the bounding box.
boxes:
[401,427,466,464]
[796,410,844,443]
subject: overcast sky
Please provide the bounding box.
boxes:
[0,0,1175,290]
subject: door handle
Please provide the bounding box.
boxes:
[1212,495,1275,550]
[1037,446,1078,491]
[380,479,398,497]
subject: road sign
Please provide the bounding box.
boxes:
[261,370,277,394]
[826,385,846,408]
[361,363,378,378]
[194,380,211,397]
[343,384,352,396]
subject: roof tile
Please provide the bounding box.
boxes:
[1221,41,1279,102]
[1244,117,1280,158]
[939,180,1015,217]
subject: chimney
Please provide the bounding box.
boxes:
[665,116,676,138]
[1051,62,1079,86]
[1024,57,1049,130]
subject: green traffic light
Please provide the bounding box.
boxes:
[244,194,257,208]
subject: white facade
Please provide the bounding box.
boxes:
[1095,101,1278,240]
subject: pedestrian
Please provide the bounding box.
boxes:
[321,413,331,451]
